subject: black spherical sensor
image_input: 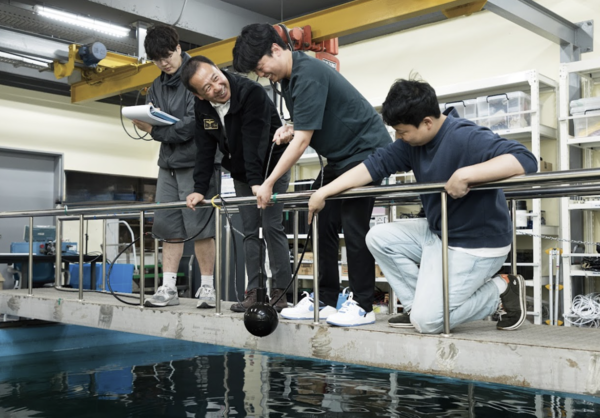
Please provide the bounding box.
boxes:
[244,302,279,337]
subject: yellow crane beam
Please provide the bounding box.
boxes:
[70,0,485,103]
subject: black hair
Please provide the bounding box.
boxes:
[232,23,287,73]
[381,77,441,128]
[181,55,218,94]
[144,25,179,61]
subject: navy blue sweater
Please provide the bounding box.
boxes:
[364,110,538,248]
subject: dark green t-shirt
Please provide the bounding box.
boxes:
[282,52,391,169]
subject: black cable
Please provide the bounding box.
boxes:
[217,195,241,303]
[150,206,215,244]
[264,149,325,308]
[104,236,145,305]
[119,88,152,141]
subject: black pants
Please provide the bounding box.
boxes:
[312,161,376,312]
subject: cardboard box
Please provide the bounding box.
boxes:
[297,264,313,276]
[341,264,348,276]
[539,161,553,172]
[341,264,385,278]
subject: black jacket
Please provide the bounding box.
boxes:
[193,71,286,195]
[148,53,202,169]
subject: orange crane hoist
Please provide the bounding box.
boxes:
[274,24,340,71]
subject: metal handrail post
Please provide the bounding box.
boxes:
[312,213,319,324]
[139,211,145,307]
[154,239,159,292]
[78,214,84,301]
[441,192,451,336]
[102,219,107,291]
[225,218,231,301]
[28,217,33,296]
[55,219,62,287]
[215,207,222,315]
[511,200,518,275]
[293,209,299,305]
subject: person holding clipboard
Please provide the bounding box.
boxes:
[132,25,221,309]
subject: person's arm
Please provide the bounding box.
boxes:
[240,85,277,188]
[146,90,195,144]
[255,129,313,208]
[445,154,525,198]
[308,163,373,221]
[446,126,538,198]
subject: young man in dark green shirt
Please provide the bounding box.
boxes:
[233,23,392,327]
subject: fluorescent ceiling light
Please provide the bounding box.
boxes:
[0,51,52,69]
[34,5,130,38]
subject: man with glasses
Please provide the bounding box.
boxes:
[132,25,220,309]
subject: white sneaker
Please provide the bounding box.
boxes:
[280,292,337,320]
[326,293,375,327]
[195,285,216,309]
[144,285,179,307]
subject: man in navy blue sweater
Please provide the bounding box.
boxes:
[308,78,538,333]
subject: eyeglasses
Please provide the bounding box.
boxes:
[151,51,175,65]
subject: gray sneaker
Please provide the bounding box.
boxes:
[144,285,179,307]
[196,285,216,309]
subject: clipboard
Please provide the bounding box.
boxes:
[122,104,180,126]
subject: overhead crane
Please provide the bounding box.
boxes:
[54,0,486,103]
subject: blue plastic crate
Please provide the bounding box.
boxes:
[69,263,134,293]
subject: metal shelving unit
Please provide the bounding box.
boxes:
[558,58,600,323]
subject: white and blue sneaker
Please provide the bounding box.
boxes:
[326,293,375,327]
[280,291,337,320]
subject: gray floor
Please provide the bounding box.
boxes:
[1,287,599,396]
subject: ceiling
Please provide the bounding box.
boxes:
[0,0,447,104]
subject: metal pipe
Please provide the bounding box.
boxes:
[548,250,554,326]
[139,211,145,307]
[225,219,231,302]
[154,239,159,292]
[511,200,518,275]
[102,219,107,291]
[5,168,600,219]
[441,192,451,336]
[55,219,62,287]
[312,214,319,325]
[293,209,299,305]
[215,207,222,315]
[555,251,561,326]
[28,217,33,296]
[78,214,84,301]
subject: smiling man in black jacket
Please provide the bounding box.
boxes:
[181,55,291,313]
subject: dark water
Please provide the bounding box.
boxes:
[0,338,598,418]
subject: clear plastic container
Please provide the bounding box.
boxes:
[440,99,478,121]
[477,91,531,131]
[570,97,600,138]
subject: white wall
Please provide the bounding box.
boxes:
[0,84,160,178]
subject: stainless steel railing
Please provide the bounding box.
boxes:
[3,167,600,334]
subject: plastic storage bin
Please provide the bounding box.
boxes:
[69,263,134,293]
[476,91,531,131]
[570,97,600,138]
[439,99,477,121]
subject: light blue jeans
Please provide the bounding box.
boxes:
[365,218,504,334]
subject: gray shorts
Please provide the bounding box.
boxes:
[152,166,220,240]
